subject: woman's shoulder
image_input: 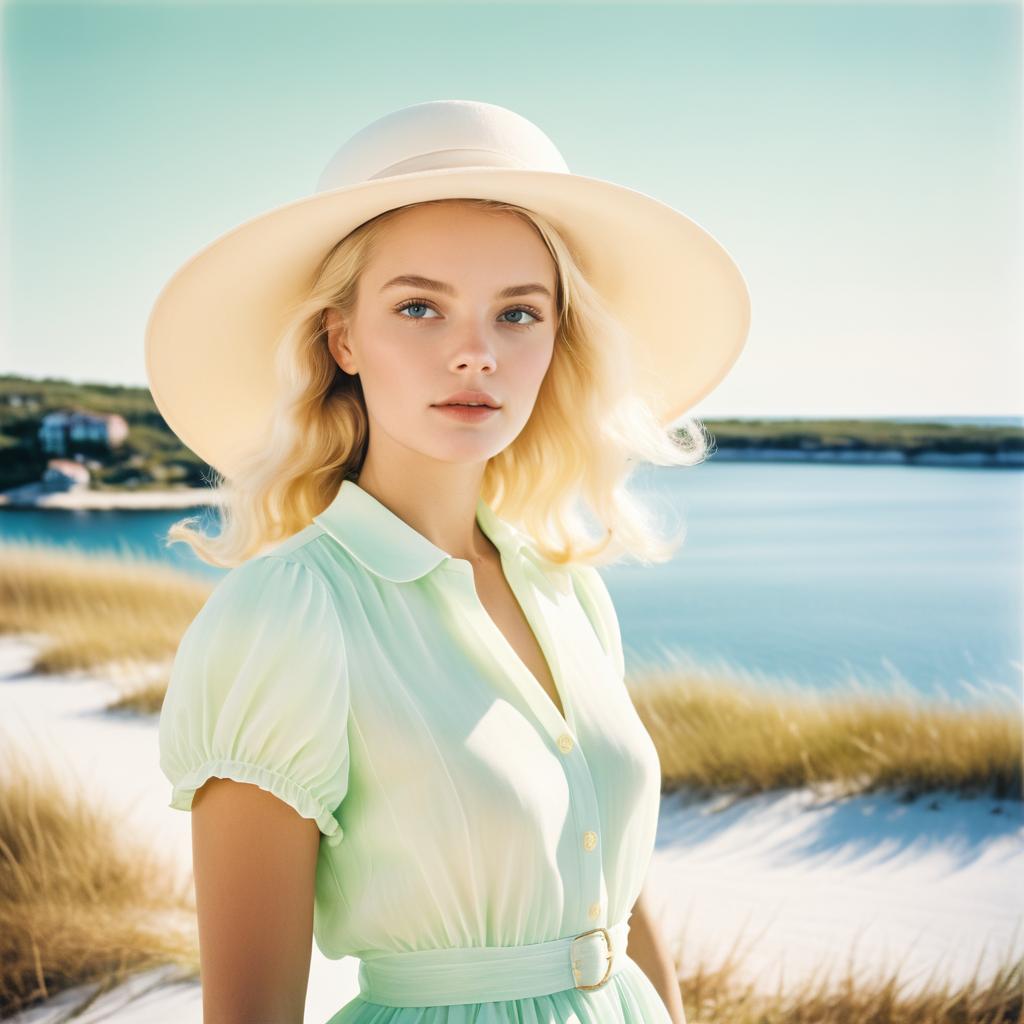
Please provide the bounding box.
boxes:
[186,553,340,649]
[215,545,327,598]
[223,522,360,600]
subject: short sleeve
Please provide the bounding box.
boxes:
[568,563,626,682]
[158,555,351,847]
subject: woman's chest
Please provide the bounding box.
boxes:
[470,554,566,721]
[333,568,662,841]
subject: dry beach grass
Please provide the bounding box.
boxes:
[0,741,199,1019]
[631,665,1021,804]
[0,540,209,681]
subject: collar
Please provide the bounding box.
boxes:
[313,478,562,586]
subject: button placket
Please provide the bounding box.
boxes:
[539,632,607,929]
[444,558,608,931]
[558,737,606,928]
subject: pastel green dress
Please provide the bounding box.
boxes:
[158,479,675,1023]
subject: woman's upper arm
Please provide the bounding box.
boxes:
[191,776,320,1024]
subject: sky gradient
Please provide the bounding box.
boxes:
[2,0,1020,418]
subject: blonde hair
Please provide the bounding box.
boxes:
[165,197,709,570]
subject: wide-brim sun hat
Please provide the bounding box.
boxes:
[144,98,752,482]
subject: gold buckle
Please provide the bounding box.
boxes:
[570,926,613,990]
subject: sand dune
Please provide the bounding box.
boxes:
[2,634,1020,1023]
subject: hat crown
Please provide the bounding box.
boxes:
[314,99,570,192]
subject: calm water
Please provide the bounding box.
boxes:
[2,461,1021,707]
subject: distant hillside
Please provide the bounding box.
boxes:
[0,374,210,491]
[703,417,1024,467]
[1,374,1021,495]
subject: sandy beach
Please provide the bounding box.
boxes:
[2,633,1021,1023]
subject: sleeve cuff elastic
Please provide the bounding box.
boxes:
[168,758,345,847]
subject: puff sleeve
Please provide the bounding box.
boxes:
[568,563,627,682]
[158,555,351,847]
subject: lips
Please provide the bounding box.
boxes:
[432,402,499,421]
[433,389,501,408]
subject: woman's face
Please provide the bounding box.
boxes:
[325,201,558,467]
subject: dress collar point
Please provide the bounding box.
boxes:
[312,479,454,583]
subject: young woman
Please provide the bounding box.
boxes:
[149,99,750,1024]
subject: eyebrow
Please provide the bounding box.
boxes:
[380,274,552,300]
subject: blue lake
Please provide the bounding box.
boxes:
[2,461,1020,707]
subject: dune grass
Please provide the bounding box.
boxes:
[663,919,1023,1024]
[0,732,198,1020]
[0,538,209,679]
[630,659,1022,803]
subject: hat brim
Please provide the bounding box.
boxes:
[144,165,751,480]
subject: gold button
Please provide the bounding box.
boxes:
[557,733,574,753]
[583,830,598,851]
[588,902,601,920]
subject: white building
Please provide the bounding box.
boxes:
[38,410,129,455]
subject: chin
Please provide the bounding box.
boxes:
[418,432,511,464]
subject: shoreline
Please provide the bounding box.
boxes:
[708,446,1024,468]
[1,447,1021,511]
[0,486,226,511]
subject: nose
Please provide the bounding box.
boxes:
[448,332,497,374]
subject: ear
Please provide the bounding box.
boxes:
[323,308,357,376]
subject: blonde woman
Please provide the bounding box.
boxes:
[149,99,750,1024]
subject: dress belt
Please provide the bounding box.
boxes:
[356,919,632,1006]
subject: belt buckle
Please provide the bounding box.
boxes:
[571,926,614,991]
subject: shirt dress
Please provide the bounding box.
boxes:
[158,478,674,1023]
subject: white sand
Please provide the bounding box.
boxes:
[1,634,1020,1023]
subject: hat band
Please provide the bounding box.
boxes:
[368,147,534,180]
[318,147,558,191]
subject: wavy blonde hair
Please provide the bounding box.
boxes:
[165,197,710,570]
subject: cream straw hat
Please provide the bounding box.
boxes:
[144,98,751,480]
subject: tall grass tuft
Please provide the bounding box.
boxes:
[0,729,198,1019]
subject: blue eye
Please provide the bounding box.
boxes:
[396,301,440,320]
[499,308,540,326]
[394,298,544,327]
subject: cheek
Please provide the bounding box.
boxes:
[363,330,429,395]
[356,344,435,434]
[518,339,556,390]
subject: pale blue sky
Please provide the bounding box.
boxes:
[2,0,1020,417]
